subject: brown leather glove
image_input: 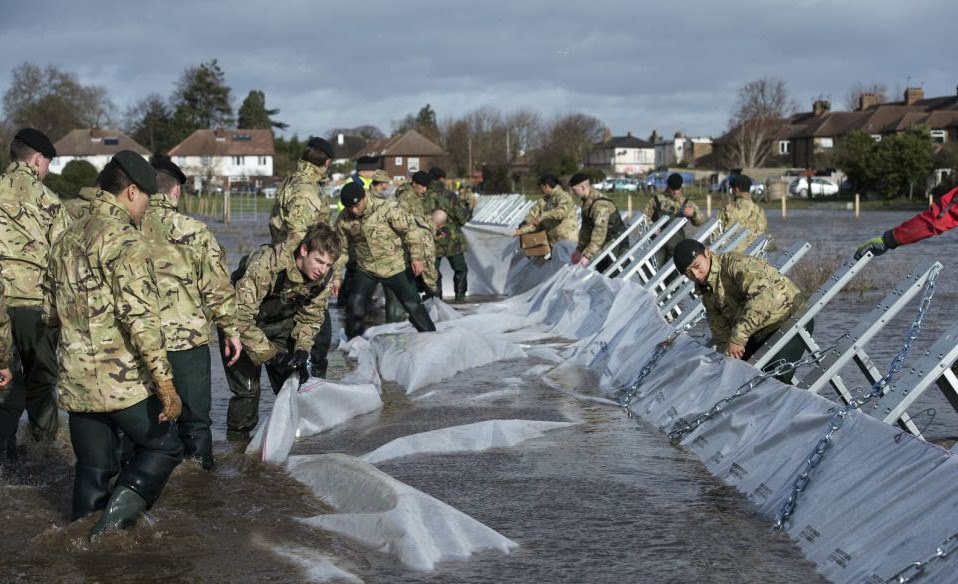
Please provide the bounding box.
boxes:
[154,379,182,422]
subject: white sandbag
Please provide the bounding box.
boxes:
[288,453,518,571]
[360,419,576,464]
[247,374,300,464]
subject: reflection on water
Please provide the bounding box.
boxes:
[3,208,954,582]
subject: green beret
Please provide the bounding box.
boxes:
[112,150,156,194]
[152,157,187,185]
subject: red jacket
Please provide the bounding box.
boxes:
[887,185,958,247]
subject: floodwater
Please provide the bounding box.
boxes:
[1,206,953,583]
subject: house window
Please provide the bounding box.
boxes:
[407,157,420,172]
[233,156,243,165]
[201,156,212,166]
[104,137,119,146]
[931,130,946,144]
[816,137,834,149]
[395,157,403,165]
[258,156,268,165]
[778,140,790,155]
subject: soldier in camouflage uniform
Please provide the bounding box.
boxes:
[644,173,706,267]
[43,151,184,535]
[141,159,241,469]
[0,280,14,433]
[396,171,439,298]
[514,174,579,246]
[426,167,471,302]
[568,173,628,273]
[63,185,100,226]
[333,182,436,339]
[337,155,381,307]
[265,137,336,379]
[224,222,341,440]
[674,239,808,383]
[718,174,767,252]
[0,128,69,458]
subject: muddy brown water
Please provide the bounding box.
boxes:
[1,208,952,583]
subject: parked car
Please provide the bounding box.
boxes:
[788,177,839,198]
[644,170,695,192]
[607,178,639,192]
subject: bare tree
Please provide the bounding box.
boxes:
[724,77,796,169]
[533,113,605,175]
[844,81,888,111]
[2,62,114,140]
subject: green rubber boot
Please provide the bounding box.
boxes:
[89,486,147,538]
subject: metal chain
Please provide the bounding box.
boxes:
[616,314,705,417]
[667,343,841,443]
[884,532,958,583]
[774,266,941,530]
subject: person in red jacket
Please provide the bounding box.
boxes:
[855,185,958,259]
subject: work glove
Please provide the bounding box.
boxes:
[854,235,888,260]
[154,379,182,422]
[284,350,311,385]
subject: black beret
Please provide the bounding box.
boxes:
[569,173,590,188]
[428,167,446,179]
[340,181,366,208]
[306,137,335,158]
[666,173,683,190]
[672,239,706,275]
[13,128,56,159]
[152,158,186,185]
[356,155,380,171]
[732,174,752,193]
[411,170,432,187]
[112,150,156,194]
[537,173,559,187]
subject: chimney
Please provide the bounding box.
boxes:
[649,130,659,144]
[812,99,830,117]
[626,131,633,138]
[338,132,344,145]
[904,87,924,105]
[858,92,878,111]
[674,131,683,139]
[602,128,613,143]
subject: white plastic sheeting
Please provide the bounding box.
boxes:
[247,376,382,464]
[360,419,576,464]
[445,223,577,297]
[288,453,518,571]
[358,264,957,582]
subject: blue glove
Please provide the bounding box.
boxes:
[854,236,887,260]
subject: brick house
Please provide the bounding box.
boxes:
[353,130,448,179]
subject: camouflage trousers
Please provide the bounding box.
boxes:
[0,307,59,449]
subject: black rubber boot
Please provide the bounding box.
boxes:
[73,464,116,520]
[117,449,183,509]
[0,428,17,463]
[89,486,147,538]
[406,304,437,333]
[181,430,214,470]
[453,271,467,304]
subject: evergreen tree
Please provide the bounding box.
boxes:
[237,90,287,131]
[170,59,234,143]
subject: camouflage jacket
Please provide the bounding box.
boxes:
[425,183,470,256]
[718,196,767,252]
[141,193,239,351]
[0,279,10,369]
[43,190,172,413]
[643,192,706,227]
[235,242,332,365]
[516,186,579,245]
[333,195,428,280]
[269,160,330,245]
[394,183,438,286]
[577,189,625,259]
[696,251,799,352]
[0,162,68,307]
[62,187,100,227]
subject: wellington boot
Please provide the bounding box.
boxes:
[454,293,466,304]
[90,486,147,538]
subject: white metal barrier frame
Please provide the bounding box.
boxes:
[470,194,535,226]
[586,213,650,273]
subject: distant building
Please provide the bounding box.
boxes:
[586,131,655,175]
[49,129,150,174]
[168,128,274,191]
[654,132,713,168]
[353,129,448,179]
[331,133,369,165]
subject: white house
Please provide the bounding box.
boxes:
[168,128,274,192]
[586,132,655,175]
[49,129,150,174]
[654,132,714,168]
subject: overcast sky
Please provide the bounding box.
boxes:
[2,0,956,140]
